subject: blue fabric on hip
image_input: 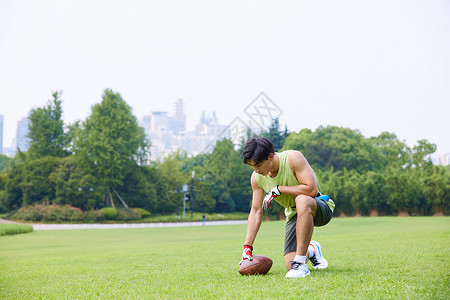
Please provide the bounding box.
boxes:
[318,195,330,201]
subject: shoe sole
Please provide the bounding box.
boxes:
[286,270,310,278]
[314,263,328,269]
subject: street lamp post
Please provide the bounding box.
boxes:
[182,184,188,219]
[191,170,195,219]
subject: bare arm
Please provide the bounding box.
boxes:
[278,151,318,197]
[244,172,265,246]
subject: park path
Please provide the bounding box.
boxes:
[0,218,18,224]
[31,220,248,230]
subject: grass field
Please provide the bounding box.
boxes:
[0,217,448,299]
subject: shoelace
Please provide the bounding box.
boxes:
[309,255,319,266]
[289,261,304,270]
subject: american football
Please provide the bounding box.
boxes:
[239,255,273,275]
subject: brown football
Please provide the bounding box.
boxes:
[239,255,273,275]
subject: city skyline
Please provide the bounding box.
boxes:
[0,98,254,160]
[1,97,448,166]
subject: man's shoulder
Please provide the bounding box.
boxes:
[285,150,304,161]
[278,149,303,155]
[285,150,306,170]
[252,171,265,191]
[278,149,296,159]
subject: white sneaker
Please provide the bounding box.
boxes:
[285,261,310,278]
[308,240,328,269]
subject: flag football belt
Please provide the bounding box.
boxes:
[290,193,330,209]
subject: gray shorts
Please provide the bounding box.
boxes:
[284,197,333,255]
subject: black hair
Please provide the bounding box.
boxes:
[242,137,275,165]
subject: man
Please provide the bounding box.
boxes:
[240,137,335,278]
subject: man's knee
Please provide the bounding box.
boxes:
[295,195,317,215]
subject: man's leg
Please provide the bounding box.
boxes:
[284,217,297,270]
[294,194,317,259]
[284,251,295,270]
[285,195,318,278]
[285,197,332,272]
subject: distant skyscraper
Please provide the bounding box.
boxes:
[0,114,3,154]
[195,111,225,138]
[439,153,449,166]
[142,115,152,134]
[151,111,169,132]
[16,117,30,152]
[169,99,186,135]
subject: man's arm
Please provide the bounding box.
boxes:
[244,172,265,246]
[278,151,318,197]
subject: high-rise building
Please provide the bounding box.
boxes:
[0,114,3,154]
[16,116,30,152]
[142,99,231,161]
[150,111,169,132]
[195,111,226,140]
[142,115,152,135]
[170,99,186,135]
[439,153,449,166]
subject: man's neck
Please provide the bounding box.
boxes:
[268,154,279,178]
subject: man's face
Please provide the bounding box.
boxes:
[247,154,274,176]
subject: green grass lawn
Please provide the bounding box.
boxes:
[0,217,448,299]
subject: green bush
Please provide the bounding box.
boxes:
[70,209,85,222]
[84,210,105,223]
[13,205,45,222]
[135,208,151,218]
[10,204,85,223]
[116,208,141,221]
[100,207,118,220]
[0,224,33,236]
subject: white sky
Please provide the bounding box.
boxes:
[1,0,449,154]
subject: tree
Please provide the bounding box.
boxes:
[28,91,69,158]
[116,165,158,212]
[0,155,11,171]
[205,139,253,212]
[73,89,149,207]
[0,174,6,213]
[283,126,381,173]
[385,167,418,215]
[48,156,102,210]
[20,156,60,207]
[411,139,437,169]
[343,169,364,216]
[262,117,289,152]
[153,153,186,214]
[362,171,388,215]
[4,164,23,210]
[179,153,209,174]
[423,166,450,215]
[315,168,342,216]
[191,177,216,213]
[370,131,410,168]
[49,156,78,206]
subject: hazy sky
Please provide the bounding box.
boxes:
[1,0,449,154]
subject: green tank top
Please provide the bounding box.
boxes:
[255,150,335,220]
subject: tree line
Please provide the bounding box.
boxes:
[282,128,449,217]
[0,90,448,219]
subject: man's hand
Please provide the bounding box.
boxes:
[262,186,281,210]
[239,244,253,265]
